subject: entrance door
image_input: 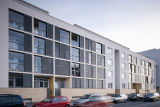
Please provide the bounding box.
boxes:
[55,79,65,96]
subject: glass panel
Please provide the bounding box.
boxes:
[9,79,13,87]
[60,29,69,38]
[9,52,24,64]
[0,97,12,104]
[34,37,38,47]
[34,56,41,66]
[40,81,43,87]
[15,78,23,87]
[9,30,24,44]
[9,10,24,24]
[39,21,46,31]
[44,81,48,88]
[39,39,45,48]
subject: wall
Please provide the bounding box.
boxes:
[116,89,136,94]
[139,89,156,95]
[61,88,115,100]
[0,88,47,102]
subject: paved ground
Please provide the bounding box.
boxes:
[113,100,160,107]
[26,100,160,107]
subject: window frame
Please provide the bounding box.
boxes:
[108,71,113,77]
[107,47,112,54]
[34,37,46,55]
[72,33,80,47]
[96,42,102,54]
[34,19,47,37]
[122,83,126,89]
[60,29,70,44]
[122,73,126,79]
[107,59,112,66]
[108,83,113,89]
[121,52,125,58]
[39,79,49,88]
[121,63,125,69]
[71,63,80,77]
[34,56,42,73]
[72,47,80,62]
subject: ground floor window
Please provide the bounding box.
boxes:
[122,83,125,89]
[39,79,48,88]
[108,83,112,89]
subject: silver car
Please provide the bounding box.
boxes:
[73,93,104,105]
[111,94,128,104]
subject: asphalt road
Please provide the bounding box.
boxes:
[113,100,160,107]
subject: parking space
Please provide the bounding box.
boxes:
[113,100,160,107]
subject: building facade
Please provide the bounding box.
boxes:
[0,0,157,102]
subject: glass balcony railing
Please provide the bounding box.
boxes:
[34,28,46,37]
[9,20,24,31]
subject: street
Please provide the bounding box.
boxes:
[113,100,160,107]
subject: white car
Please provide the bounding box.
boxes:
[111,94,128,104]
[73,93,104,105]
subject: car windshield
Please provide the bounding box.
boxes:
[90,96,104,101]
[146,93,154,96]
[111,94,120,97]
[42,98,51,102]
[80,95,91,99]
[131,93,137,96]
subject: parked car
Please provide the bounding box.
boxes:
[111,94,128,104]
[0,94,25,107]
[77,95,113,107]
[73,93,104,106]
[32,96,70,107]
[143,92,159,101]
[130,93,142,101]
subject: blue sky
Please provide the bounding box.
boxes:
[25,0,160,52]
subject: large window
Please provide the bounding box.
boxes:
[39,79,48,88]
[34,19,46,37]
[72,33,80,47]
[9,73,23,87]
[96,43,102,54]
[9,10,24,30]
[108,83,112,89]
[34,37,45,55]
[108,71,113,77]
[72,63,80,77]
[143,60,145,67]
[72,47,79,62]
[129,73,132,82]
[9,30,24,51]
[60,29,70,44]
[34,56,41,73]
[9,52,24,71]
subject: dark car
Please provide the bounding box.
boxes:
[0,94,25,107]
[77,96,113,107]
[143,93,159,101]
[130,93,142,101]
[32,96,70,107]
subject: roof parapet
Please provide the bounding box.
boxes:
[13,0,49,15]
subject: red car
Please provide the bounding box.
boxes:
[77,96,113,107]
[32,96,71,107]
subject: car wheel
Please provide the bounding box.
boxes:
[117,100,119,104]
[65,105,70,107]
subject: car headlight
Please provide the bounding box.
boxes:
[116,98,118,100]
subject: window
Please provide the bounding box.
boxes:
[129,64,131,72]
[9,30,24,51]
[129,55,132,63]
[139,59,142,66]
[60,29,70,44]
[34,79,37,88]
[34,56,41,73]
[12,96,22,103]
[55,80,58,89]
[128,83,132,89]
[72,47,79,62]
[34,19,46,37]
[122,73,126,79]
[72,63,80,77]
[121,53,125,58]
[9,10,24,30]
[89,52,92,64]
[122,84,125,89]
[129,73,132,82]
[9,52,24,71]
[16,78,23,87]
[39,79,48,88]
[61,97,68,102]
[96,43,102,54]
[108,71,113,77]
[72,33,80,47]
[143,60,145,67]
[138,66,141,74]
[0,96,12,104]
[108,59,112,66]
[34,37,45,55]
[132,65,136,73]
[121,63,125,68]
[134,57,137,64]
[9,78,14,87]
[108,83,112,89]
[107,47,112,54]
[52,97,60,103]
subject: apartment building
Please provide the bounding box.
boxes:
[0,0,157,102]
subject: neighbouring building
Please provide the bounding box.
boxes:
[0,0,157,102]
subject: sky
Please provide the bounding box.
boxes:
[25,0,160,52]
